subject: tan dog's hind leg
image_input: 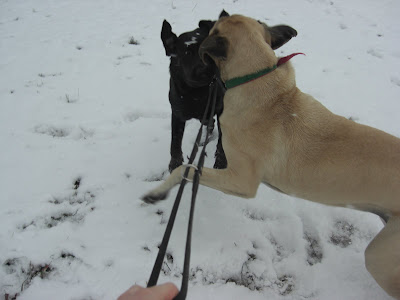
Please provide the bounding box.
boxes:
[142,164,260,203]
[365,216,400,299]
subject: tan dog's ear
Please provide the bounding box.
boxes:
[267,25,297,50]
[199,35,228,65]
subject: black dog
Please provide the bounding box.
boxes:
[161,20,227,172]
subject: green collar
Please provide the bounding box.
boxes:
[225,65,277,89]
[224,53,305,90]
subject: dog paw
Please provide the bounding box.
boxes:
[141,191,168,204]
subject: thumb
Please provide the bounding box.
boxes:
[149,282,179,300]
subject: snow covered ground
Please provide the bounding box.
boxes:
[1,0,399,299]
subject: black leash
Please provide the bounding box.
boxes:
[147,76,219,300]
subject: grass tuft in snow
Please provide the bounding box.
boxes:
[3,258,54,296]
[65,91,79,103]
[58,251,84,265]
[73,177,82,190]
[129,37,139,45]
[142,246,151,252]
[38,73,62,78]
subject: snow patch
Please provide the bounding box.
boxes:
[185,36,198,46]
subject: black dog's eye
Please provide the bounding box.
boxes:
[185,50,192,56]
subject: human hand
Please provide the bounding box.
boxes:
[118,283,179,300]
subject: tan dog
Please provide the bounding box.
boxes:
[142,12,400,298]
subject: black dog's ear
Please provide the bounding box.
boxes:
[198,20,215,33]
[161,20,178,56]
[199,35,228,65]
[267,25,297,50]
[219,10,229,19]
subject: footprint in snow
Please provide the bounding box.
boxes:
[115,54,133,65]
[34,124,70,138]
[19,177,96,231]
[367,48,383,59]
[330,220,356,248]
[2,257,54,297]
[390,76,400,87]
[33,124,94,139]
[244,206,324,266]
[117,54,133,60]
[124,111,141,123]
[124,111,169,122]
[143,170,168,182]
[3,250,88,298]
[304,232,323,265]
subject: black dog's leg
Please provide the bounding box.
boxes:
[207,118,215,136]
[169,113,186,173]
[199,118,215,147]
[213,115,227,169]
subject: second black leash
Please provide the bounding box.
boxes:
[147,77,219,300]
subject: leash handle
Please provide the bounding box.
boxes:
[147,77,218,298]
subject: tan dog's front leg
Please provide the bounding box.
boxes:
[141,165,260,204]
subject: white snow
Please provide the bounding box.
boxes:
[185,37,198,46]
[1,0,399,299]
